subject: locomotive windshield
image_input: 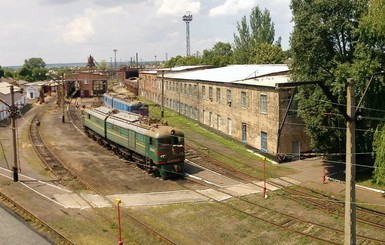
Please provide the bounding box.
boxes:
[157,136,184,145]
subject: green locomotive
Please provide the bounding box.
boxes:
[82,106,185,179]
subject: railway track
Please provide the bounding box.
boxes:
[185,143,257,183]
[68,99,385,244]
[63,100,178,244]
[0,189,73,244]
[230,195,385,244]
[29,111,91,191]
[184,129,385,242]
[269,178,385,231]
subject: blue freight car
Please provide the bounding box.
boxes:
[103,92,149,117]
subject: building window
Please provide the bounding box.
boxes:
[217,115,221,130]
[226,89,232,106]
[209,87,213,101]
[188,84,192,96]
[202,110,205,124]
[241,91,247,109]
[194,85,198,98]
[227,118,232,136]
[287,95,298,117]
[260,94,267,114]
[209,112,213,127]
[202,86,206,99]
[261,131,267,152]
[216,88,221,103]
[242,123,247,143]
[184,84,187,94]
[194,108,198,119]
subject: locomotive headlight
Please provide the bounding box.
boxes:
[178,152,184,156]
[160,154,166,159]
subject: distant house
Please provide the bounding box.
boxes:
[25,82,42,99]
[0,81,25,121]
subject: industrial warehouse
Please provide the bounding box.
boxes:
[138,64,312,160]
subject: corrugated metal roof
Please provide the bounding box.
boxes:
[165,64,289,86]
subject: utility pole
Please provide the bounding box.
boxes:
[161,70,164,118]
[62,74,65,123]
[345,79,356,244]
[10,85,19,182]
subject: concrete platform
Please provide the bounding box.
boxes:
[185,160,242,187]
[252,181,280,191]
[221,183,262,197]
[107,190,210,207]
[196,188,232,201]
[280,176,301,185]
[268,178,295,187]
[80,193,111,208]
[53,193,92,209]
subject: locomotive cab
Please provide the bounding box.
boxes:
[151,128,185,179]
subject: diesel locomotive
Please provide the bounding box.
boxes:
[103,92,149,117]
[82,106,185,179]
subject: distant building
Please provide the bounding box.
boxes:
[25,83,42,99]
[65,71,108,98]
[139,64,312,161]
[0,81,26,121]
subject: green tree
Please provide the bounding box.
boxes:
[233,16,251,64]
[98,59,108,71]
[233,6,276,64]
[18,66,33,81]
[18,57,48,82]
[163,55,202,67]
[360,0,385,184]
[289,0,372,154]
[23,57,46,69]
[4,69,15,78]
[201,42,233,67]
[251,43,285,64]
[373,123,385,185]
[0,66,4,78]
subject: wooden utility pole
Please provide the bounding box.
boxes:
[10,85,19,182]
[345,79,356,244]
[62,77,65,123]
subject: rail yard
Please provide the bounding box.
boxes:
[1,94,385,244]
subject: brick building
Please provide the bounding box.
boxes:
[65,71,108,98]
[139,65,312,161]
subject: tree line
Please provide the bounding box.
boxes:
[164,6,286,68]
[0,57,49,82]
[165,1,385,185]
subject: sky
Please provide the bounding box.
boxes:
[0,0,293,67]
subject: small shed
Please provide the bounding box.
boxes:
[25,84,41,99]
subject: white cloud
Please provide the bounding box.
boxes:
[62,15,95,43]
[61,6,126,44]
[0,0,293,66]
[209,0,257,17]
[155,0,201,16]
